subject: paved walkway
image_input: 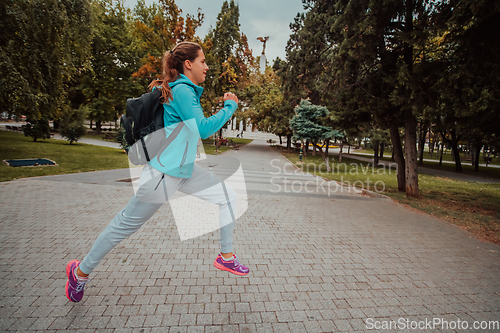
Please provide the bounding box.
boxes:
[1,140,500,332]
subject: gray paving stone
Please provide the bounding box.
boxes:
[195,313,213,326]
[186,326,204,333]
[161,314,180,326]
[143,314,163,327]
[48,316,74,330]
[178,313,196,326]
[1,139,500,333]
[212,313,230,325]
[28,317,55,330]
[205,325,223,333]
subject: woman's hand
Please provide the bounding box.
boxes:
[223,92,238,104]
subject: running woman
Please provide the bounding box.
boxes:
[65,42,249,303]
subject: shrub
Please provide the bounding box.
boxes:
[22,117,51,142]
[115,124,130,150]
[59,106,88,144]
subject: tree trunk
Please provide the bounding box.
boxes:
[96,121,102,134]
[404,116,419,197]
[439,142,444,166]
[447,130,462,172]
[279,135,282,145]
[474,140,482,172]
[429,133,434,156]
[470,142,476,167]
[325,139,330,156]
[380,142,385,158]
[451,143,462,172]
[418,123,427,166]
[313,143,331,172]
[312,141,316,156]
[287,134,292,152]
[417,122,422,160]
[373,141,379,166]
[339,140,343,163]
[402,0,418,197]
[304,140,308,157]
[390,125,405,192]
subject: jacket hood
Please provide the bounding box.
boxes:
[169,74,204,98]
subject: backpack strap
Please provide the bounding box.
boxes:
[141,137,151,162]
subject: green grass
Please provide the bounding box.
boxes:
[202,137,253,155]
[202,145,232,154]
[0,131,129,182]
[82,130,119,142]
[283,151,500,245]
[0,131,254,182]
[228,137,253,145]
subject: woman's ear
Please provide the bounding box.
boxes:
[184,59,192,70]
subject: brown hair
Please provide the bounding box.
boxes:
[148,42,202,103]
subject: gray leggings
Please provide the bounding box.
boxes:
[79,164,237,275]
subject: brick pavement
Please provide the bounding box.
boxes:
[0,139,499,332]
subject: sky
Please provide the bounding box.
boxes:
[123,0,306,62]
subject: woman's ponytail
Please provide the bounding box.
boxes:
[149,42,202,104]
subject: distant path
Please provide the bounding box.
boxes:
[351,150,500,169]
[339,151,499,184]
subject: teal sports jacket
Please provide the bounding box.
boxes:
[149,74,238,178]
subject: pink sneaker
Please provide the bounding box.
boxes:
[213,254,249,276]
[65,260,88,302]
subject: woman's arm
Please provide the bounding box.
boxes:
[173,85,238,139]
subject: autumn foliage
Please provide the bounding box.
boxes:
[132,0,204,80]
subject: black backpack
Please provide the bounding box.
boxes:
[120,88,184,165]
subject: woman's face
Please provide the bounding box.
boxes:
[184,49,209,85]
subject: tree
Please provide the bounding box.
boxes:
[290,100,335,171]
[80,0,144,133]
[202,0,255,130]
[287,0,448,197]
[280,6,322,137]
[59,106,88,144]
[431,0,500,172]
[0,0,92,122]
[243,65,296,150]
[131,0,204,81]
[22,117,51,142]
[368,128,390,167]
